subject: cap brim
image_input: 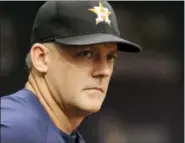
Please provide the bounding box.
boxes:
[55,33,142,53]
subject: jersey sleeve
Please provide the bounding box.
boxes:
[1,116,45,143]
[1,97,46,143]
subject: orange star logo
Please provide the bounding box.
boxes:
[88,2,112,26]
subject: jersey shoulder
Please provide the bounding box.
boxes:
[1,89,48,143]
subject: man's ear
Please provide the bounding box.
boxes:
[30,43,50,73]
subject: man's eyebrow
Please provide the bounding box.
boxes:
[109,50,118,55]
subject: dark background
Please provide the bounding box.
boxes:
[0,1,184,143]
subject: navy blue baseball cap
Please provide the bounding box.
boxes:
[31,1,142,52]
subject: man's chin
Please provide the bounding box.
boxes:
[85,107,101,114]
[84,104,103,113]
[74,105,102,117]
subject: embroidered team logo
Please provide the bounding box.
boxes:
[88,2,112,26]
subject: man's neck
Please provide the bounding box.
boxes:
[25,70,84,135]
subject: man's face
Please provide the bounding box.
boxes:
[45,43,118,115]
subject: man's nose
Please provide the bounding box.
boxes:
[92,58,112,78]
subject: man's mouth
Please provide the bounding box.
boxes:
[84,87,104,93]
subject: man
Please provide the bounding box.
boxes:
[1,1,142,143]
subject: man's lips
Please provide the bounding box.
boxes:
[84,87,104,93]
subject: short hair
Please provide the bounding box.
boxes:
[25,52,32,71]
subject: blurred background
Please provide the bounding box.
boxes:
[0,1,184,143]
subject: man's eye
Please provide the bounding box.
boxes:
[107,55,117,62]
[77,51,93,58]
